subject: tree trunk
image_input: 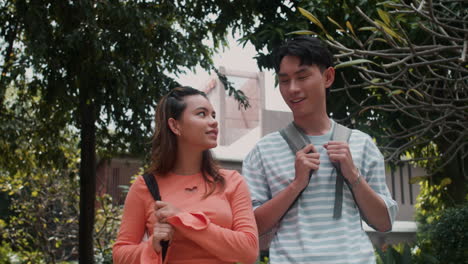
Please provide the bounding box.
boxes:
[79,91,96,263]
[444,152,467,205]
[436,137,468,206]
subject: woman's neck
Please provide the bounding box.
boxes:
[172,147,203,175]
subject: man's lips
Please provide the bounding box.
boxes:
[290,98,305,104]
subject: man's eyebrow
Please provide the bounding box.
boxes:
[294,68,309,75]
[278,67,310,77]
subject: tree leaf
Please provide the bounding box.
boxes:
[346,21,356,36]
[389,89,404,96]
[335,59,376,69]
[374,20,405,42]
[377,8,391,26]
[286,30,317,35]
[407,88,424,99]
[440,177,452,187]
[358,27,378,31]
[298,7,326,32]
[327,16,344,30]
[364,85,382,89]
[374,37,389,43]
[409,175,430,184]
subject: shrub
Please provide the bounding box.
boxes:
[426,204,468,263]
[94,194,123,264]
[375,243,412,264]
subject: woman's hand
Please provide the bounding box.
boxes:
[154,201,181,223]
[152,222,174,253]
[152,201,180,253]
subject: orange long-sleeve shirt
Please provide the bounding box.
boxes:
[113,169,259,264]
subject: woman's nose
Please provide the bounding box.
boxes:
[209,116,218,127]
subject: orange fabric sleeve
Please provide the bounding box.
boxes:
[167,171,259,264]
[112,177,162,264]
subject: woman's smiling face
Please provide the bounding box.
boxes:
[169,94,218,151]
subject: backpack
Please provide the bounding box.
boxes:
[259,121,357,251]
[143,173,169,261]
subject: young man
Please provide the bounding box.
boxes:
[242,36,398,263]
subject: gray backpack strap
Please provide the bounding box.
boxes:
[281,121,355,222]
[331,123,352,220]
[278,122,314,215]
[279,122,310,153]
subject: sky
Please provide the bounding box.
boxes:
[175,34,290,112]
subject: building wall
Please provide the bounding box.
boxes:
[96,158,142,205]
[206,67,262,146]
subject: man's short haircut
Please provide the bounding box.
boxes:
[273,36,334,73]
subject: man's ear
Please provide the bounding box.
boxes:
[168,118,180,136]
[324,67,336,89]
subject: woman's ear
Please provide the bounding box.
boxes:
[168,118,180,136]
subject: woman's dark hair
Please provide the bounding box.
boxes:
[273,36,334,73]
[147,86,225,197]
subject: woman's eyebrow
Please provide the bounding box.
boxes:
[194,107,208,111]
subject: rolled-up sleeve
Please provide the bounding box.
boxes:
[242,145,271,210]
[362,137,398,231]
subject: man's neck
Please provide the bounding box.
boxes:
[293,115,331,136]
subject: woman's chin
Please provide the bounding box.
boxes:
[206,142,218,149]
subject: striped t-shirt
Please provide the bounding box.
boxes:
[242,119,398,264]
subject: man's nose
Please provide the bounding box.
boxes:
[289,79,300,93]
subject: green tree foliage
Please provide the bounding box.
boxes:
[0,85,80,262]
[0,0,254,262]
[1,155,79,263]
[415,204,468,264]
[0,84,123,262]
[239,1,377,67]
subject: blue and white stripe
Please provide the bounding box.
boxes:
[242,120,398,264]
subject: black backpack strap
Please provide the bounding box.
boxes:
[143,173,161,201]
[142,173,168,260]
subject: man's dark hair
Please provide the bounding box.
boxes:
[273,36,334,73]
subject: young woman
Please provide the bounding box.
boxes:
[113,86,259,264]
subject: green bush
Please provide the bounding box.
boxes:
[375,243,438,264]
[426,204,468,263]
[0,242,15,264]
[94,194,123,264]
[375,243,412,264]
